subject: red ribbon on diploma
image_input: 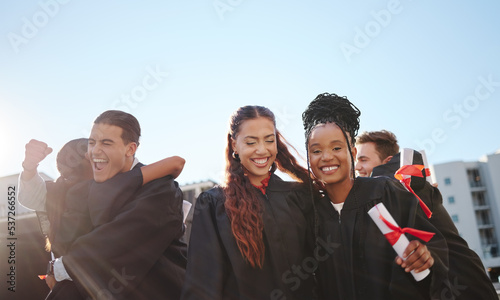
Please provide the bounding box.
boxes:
[394,165,433,218]
[377,208,435,246]
[38,275,47,280]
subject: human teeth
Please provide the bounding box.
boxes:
[253,158,268,164]
[322,166,338,171]
[93,159,107,163]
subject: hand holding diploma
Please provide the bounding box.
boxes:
[368,202,435,281]
[395,240,434,275]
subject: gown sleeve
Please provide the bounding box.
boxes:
[384,180,452,300]
[17,172,47,211]
[181,189,229,300]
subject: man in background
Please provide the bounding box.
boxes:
[355,130,498,300]
[355,130,398,177]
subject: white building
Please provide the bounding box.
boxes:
[431,151,500,281]
[181,180,218,205]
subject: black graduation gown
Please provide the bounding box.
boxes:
[37,177,72,241]
[49,164,187,300]
[181,174,316,300]
[372,153,498,299]
[315,176,452,300]
[50,179,93,258]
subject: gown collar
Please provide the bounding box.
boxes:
[251,172,271,194]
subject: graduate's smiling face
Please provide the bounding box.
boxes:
[308,122,356,186]
[88,123,137,183]
[231,117,277,186]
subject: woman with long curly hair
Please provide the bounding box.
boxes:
[182,105,316,300]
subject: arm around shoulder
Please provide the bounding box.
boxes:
[141,155,186,185]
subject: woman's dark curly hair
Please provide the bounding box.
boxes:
[302,92,361,179]
[46,138,89,252]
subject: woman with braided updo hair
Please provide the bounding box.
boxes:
[182,105,316,300]
[302,93,453,300]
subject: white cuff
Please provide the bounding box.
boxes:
[54,257,72,282]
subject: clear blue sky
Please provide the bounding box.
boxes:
[1,0,499,185]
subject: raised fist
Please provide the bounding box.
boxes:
[23,139,53,170]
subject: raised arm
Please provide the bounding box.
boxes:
[18,139,53,211]
[141,156,185,185]
[21,139,53,180]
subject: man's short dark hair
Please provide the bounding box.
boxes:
[94,110,141,146]
[356,130,399,161]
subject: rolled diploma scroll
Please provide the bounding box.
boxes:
[182,200,192,223]
[368,203,430,281]
[419,149,435,185]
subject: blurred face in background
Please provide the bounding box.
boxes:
[355,142,384,177]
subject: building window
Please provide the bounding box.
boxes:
[444,178,452,185]
[452,214,459,223]
[448,196,455,204]
[472,192,487,207]
[477,210,492,226]
[467,168,482,188]
[480,228,499,258]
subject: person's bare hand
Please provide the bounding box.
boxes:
[23,139,52,170]
[45,274,56,290]
[395,240,434,273]
[21,139,53,180]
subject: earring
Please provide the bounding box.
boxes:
[232,152,240,161]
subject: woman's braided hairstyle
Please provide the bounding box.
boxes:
[302,92,361,179]
[301,93,362,248]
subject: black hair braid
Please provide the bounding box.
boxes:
[305,150,321,253]
[302,92,362,247]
